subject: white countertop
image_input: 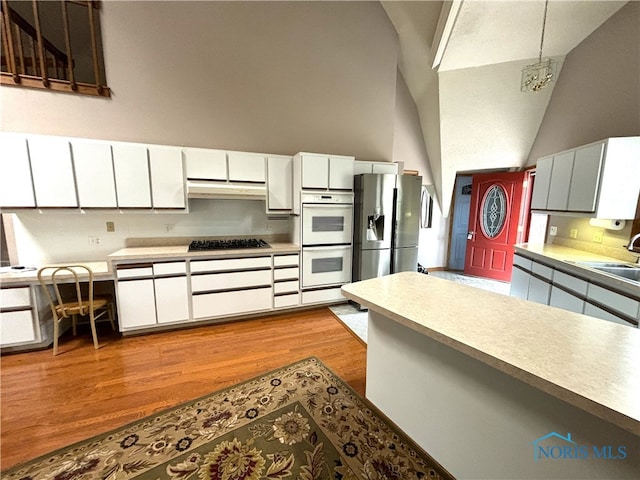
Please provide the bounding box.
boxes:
[107,242,300,265]
[0,262,113,287]
[342,272,640,436]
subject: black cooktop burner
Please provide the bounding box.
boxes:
[188,238,270,251]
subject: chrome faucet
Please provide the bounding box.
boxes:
[627,232,640,264]
[627,232,640,252]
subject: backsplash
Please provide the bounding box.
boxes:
[10,199,290,265]
[547,216,637,262]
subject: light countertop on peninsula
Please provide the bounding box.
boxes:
[342,272,640,435]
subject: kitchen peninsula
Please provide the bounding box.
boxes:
[342,272,639,479]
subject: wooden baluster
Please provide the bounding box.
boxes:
[87,0,102,94]
[31,0,49,87]
[29,35,37,76]
[60,0,76,88]
[14,24,25,75]
[1,0,19,82]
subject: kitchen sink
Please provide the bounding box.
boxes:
[575,261,640,283]
[591,266,640,283]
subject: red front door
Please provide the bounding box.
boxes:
[463,171,530,281]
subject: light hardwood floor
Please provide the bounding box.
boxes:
[0,307,366,470]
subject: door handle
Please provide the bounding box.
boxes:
[467,231,475,240]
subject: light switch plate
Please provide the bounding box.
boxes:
[570,229,578,239]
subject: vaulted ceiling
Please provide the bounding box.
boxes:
[381,0,627,216]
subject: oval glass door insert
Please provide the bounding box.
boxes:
[481,184,507,238]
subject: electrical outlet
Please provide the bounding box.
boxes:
[88,236,101,246]
[549,226,558,236]
[569,229,578,239]
[106,221,115,232]
[165,224,175,233]
[593,232,603,243]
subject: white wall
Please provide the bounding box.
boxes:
[11,200,288,265]
[0,1,398,161]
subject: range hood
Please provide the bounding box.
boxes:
[187,180,267,200]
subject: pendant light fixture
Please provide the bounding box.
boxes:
[521,0,557,92]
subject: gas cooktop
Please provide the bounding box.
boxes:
[188,238,270,251]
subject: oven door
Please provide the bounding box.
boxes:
[302,245,352,288]
[302,204,353,245]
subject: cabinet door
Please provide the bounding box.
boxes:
[0,310,36,345]
[228,152,266,183]
[267,155,292,211]
[328,156,354,190]
[28,136,78,207]
[154,276,189,324]
[149,146,185,208]
[549,287,584,314]
[116,279,157,329]
[0,133,35,207]
[567,142,604,213]
[546,151,574,210]
[112,144,152,208]
[353,161,373,175]
[530,156,553,210]
[583,303,634,327]
[509,267,530,299]
[527,276,551,304]
[301,154,329,189]
[372,162,398,174]
[184,147,227,180]
[71,140,118,208]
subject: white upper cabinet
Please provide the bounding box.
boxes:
[295,152,354,191]
[28,135,78,207]
[329,155,355,190]
[71,139,118,208]
[372,162,398,174]
[149,145,185,209]
[184,147,227,180]
[0,133,35,207]
[228,152,266,183]
[530,137,640,219]
[300,153,329,189]
[267,155,293,212]
[112,143,152,208]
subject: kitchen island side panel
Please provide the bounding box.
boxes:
[366,310,640,480]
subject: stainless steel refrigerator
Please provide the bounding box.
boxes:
[352,173,422,286]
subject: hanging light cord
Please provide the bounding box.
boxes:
[538,0,549,62]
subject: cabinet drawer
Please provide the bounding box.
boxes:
[274,254,299,267]
[302,287,345,305]
[274,267,299,281]
[116,267,153,279]
[0,310,36,345]
[531,262,553,280]
[190,256,271,273]
[1,287,31,308]
[513,255,532,270]
[153,262,187,276]
[586,284,639,318]
[583,303,634,327]
[191,269,272,292]
[552,270,588,295]
[274,293,300,309]
[192,287,272,319]
[274,280,299,295]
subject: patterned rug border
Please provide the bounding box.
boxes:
[2,356,455,479]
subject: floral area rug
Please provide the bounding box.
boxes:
[2,357,454,480]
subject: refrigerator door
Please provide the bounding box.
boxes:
[354,248,391,282]
[353,174,395,251]
[394,175,422,249]
[392,246,419,273]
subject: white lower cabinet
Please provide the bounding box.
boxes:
[154,276,190,324]
[526,276,551,305]
[509,267,530,299]
[117,279,157,329]
[193,287,272,319]
[301,287,345,304]
[0,286,36,346]
[273,254,300,309]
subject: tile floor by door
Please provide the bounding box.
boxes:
[331,271,510,343]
